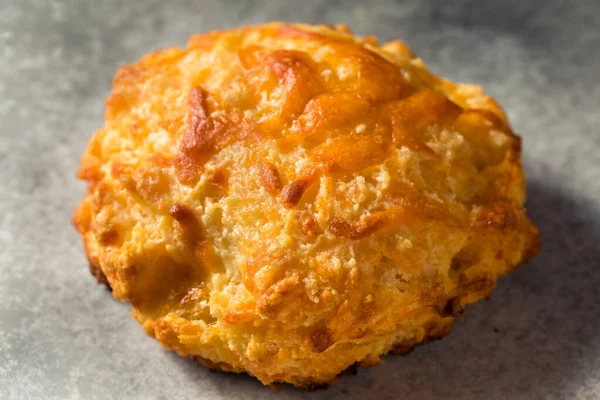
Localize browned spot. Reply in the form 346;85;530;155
352;214;386;238
97;228;120;246
298;212;320;236
169;203;198;226
279;178;311;208
328;217;352;237
167;207;223;273
208;167;228;195
259;162;282;196
442;297;464;317
450;257;462;271
257;287;289;317
175;88;260;185
88;258;109;287
175;87;229;185
328;215;385;240
451;242;481;273
256;276;298;318
311;328;332;353
169;203;204;249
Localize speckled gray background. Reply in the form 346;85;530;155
1;0;599;399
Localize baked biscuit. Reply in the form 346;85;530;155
73;22;539;387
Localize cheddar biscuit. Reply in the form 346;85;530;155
73;23;539;387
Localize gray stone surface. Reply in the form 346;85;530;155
1;0;599;398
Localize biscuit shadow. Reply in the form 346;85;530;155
172;178;600;399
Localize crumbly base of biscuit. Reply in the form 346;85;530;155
88;260;452;389
193;318;452;390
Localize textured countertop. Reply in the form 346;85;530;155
1;1;599;399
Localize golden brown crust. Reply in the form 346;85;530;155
73;22;539;387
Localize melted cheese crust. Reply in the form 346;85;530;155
73;23;539;387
